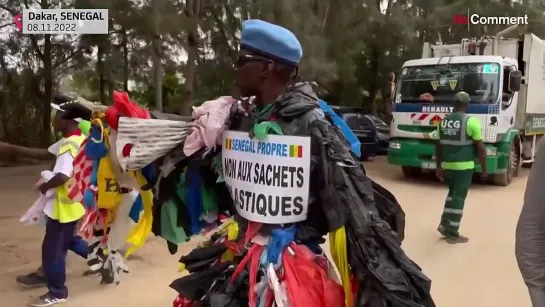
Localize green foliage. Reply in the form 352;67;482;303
1;0;545;146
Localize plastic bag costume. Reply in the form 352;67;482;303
67;91;154;285
112;80;435;306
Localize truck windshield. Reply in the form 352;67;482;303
395;63;500;104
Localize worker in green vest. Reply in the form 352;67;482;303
435;91;487;244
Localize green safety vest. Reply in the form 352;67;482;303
438;112;476;164
51;134;86;223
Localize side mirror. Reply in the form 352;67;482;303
508;70;522;92
502;93;513;109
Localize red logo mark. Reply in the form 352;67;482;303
453;14;469;25
429;115;442;126
14;14;22;31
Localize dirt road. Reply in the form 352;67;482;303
0;158;531;306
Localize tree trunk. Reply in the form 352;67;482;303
180;0;201;115
210;4;238;61
42;33;53;147
106;59;114;101
365;0;394;116
367;47;380;116
181;48;197;115
0;142;54;160
97;44;106;104
22;0;52;146
383;74;395;123
122;28;129;92
151;0;163;110
107;80;114;101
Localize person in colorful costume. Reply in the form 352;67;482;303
67;91;153;285
435;91;487;244
25;99;91;307
164;19;434;307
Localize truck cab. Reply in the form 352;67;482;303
387;31;541;186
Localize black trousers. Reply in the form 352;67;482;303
42;217;87;298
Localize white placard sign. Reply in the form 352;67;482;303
222;131;311;224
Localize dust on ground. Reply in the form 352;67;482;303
0;158;532;306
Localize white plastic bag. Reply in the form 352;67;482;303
20;171;56;226
267;263;290;307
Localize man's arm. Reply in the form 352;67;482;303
39;152;74;193
467;117;487;175
39;173;70;191
475;141;487;175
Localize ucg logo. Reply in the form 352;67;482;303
441;119;461;129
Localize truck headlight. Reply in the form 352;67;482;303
389;142;401;150
486;147;496;156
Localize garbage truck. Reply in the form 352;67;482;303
387;25;545;186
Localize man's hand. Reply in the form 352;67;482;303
38;183;50;195
436;168;444;181
37;173;69;195
480;170;488;180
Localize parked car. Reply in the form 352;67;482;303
330;106;379;160
365;115;390;154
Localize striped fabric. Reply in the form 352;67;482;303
116;117;194;171
78;207;100;240
87;233;107;271
67;139;93;202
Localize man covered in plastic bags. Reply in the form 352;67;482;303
170;19;434;307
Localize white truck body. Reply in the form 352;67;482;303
392;55;516;143
516;34;545;127
388;31;545;185
391;34;545;159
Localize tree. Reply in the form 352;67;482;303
179;0;202;115
151;0;163;110
2;0;545;161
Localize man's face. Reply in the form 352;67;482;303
53;112;65;132
455;103;469;111
234;51;273;97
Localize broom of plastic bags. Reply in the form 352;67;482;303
116;117;195;171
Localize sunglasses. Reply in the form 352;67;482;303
235;54;272;68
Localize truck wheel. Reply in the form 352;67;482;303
493;141;519;186
402;166;421;179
